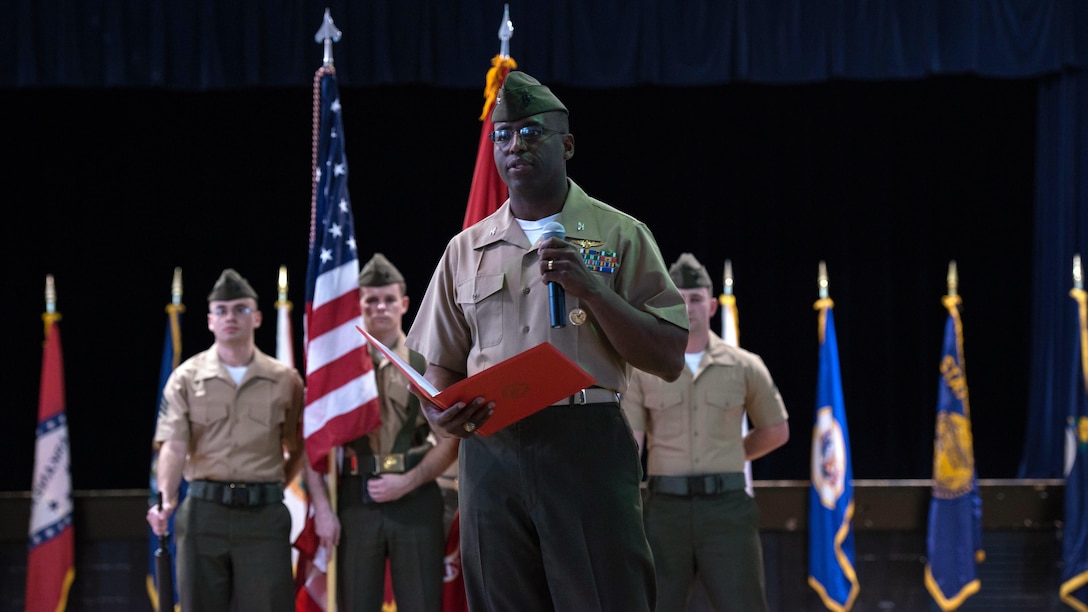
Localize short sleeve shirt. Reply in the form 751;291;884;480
622;332;788;475
367;330;428;455
155;346;305;483
406;179;688;393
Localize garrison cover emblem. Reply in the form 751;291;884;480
811;406;846;510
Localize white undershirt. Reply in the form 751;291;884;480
225;364;247;385
685;350;704;375
518;213;562;246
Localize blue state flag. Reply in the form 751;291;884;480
808;298;859;612
924;295;983;610
1062;285;1088;610
146;289;186;612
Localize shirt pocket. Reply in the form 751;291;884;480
456;273;505;349
385;376;413;411
644;387;686;439
700;379;746;432
190;397;228;427
243;382;286;428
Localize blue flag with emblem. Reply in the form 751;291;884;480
1062;279;1088;610
924;291;983;610
146;270;187;612
808;296;859;612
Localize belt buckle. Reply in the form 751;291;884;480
227;483;248;506
688;477;706;497
573;389;588;405
377;453;405;474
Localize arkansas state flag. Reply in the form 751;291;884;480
26;319;75;612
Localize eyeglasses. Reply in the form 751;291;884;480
210;305;254;317
488;125;564;145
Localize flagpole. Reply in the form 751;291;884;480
169;268;184;366
718;259;752;498
149;268;185;612
946;260;958;297
276;265;294;367
314;11;342;611
462;4;518;229
816;260;831;339
720;259;737;344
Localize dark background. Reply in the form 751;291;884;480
1;75;1035;492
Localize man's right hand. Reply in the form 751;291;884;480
146;500;174;536
411;387;494;440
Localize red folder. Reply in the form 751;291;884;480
356;326;596;436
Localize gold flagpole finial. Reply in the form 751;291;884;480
946;260;958;297
818;260;829;299
1075;254;1083;290
45;274;56;314
723;259;734;296
276;265;292;311
42;274;61;337
172;267;183;305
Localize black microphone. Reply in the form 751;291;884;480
541;221;566;328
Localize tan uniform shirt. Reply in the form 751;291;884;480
407;179;688;393
366;330;427;455
155;346;304;483
622;332;788;475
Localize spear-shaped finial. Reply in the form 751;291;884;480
1075;254;1083;291
946;260;958;297
497;4;514;58
171;267;183;306
314;8;342;68
723;259;734;296
42;274;62;336
45;274;56;314
818;260;829;299
278;265;290;303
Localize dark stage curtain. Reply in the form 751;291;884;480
1022;70;1088;478
3;0;1086;89
3;0;1087;481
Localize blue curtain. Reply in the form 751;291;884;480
1023;70;1088;477
3;0;1085;89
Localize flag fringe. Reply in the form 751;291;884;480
479;55;518;120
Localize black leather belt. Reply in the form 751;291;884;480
549;387;620;407
189;480;283;507
647;473;746;497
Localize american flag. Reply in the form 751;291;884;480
302;66;381;473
